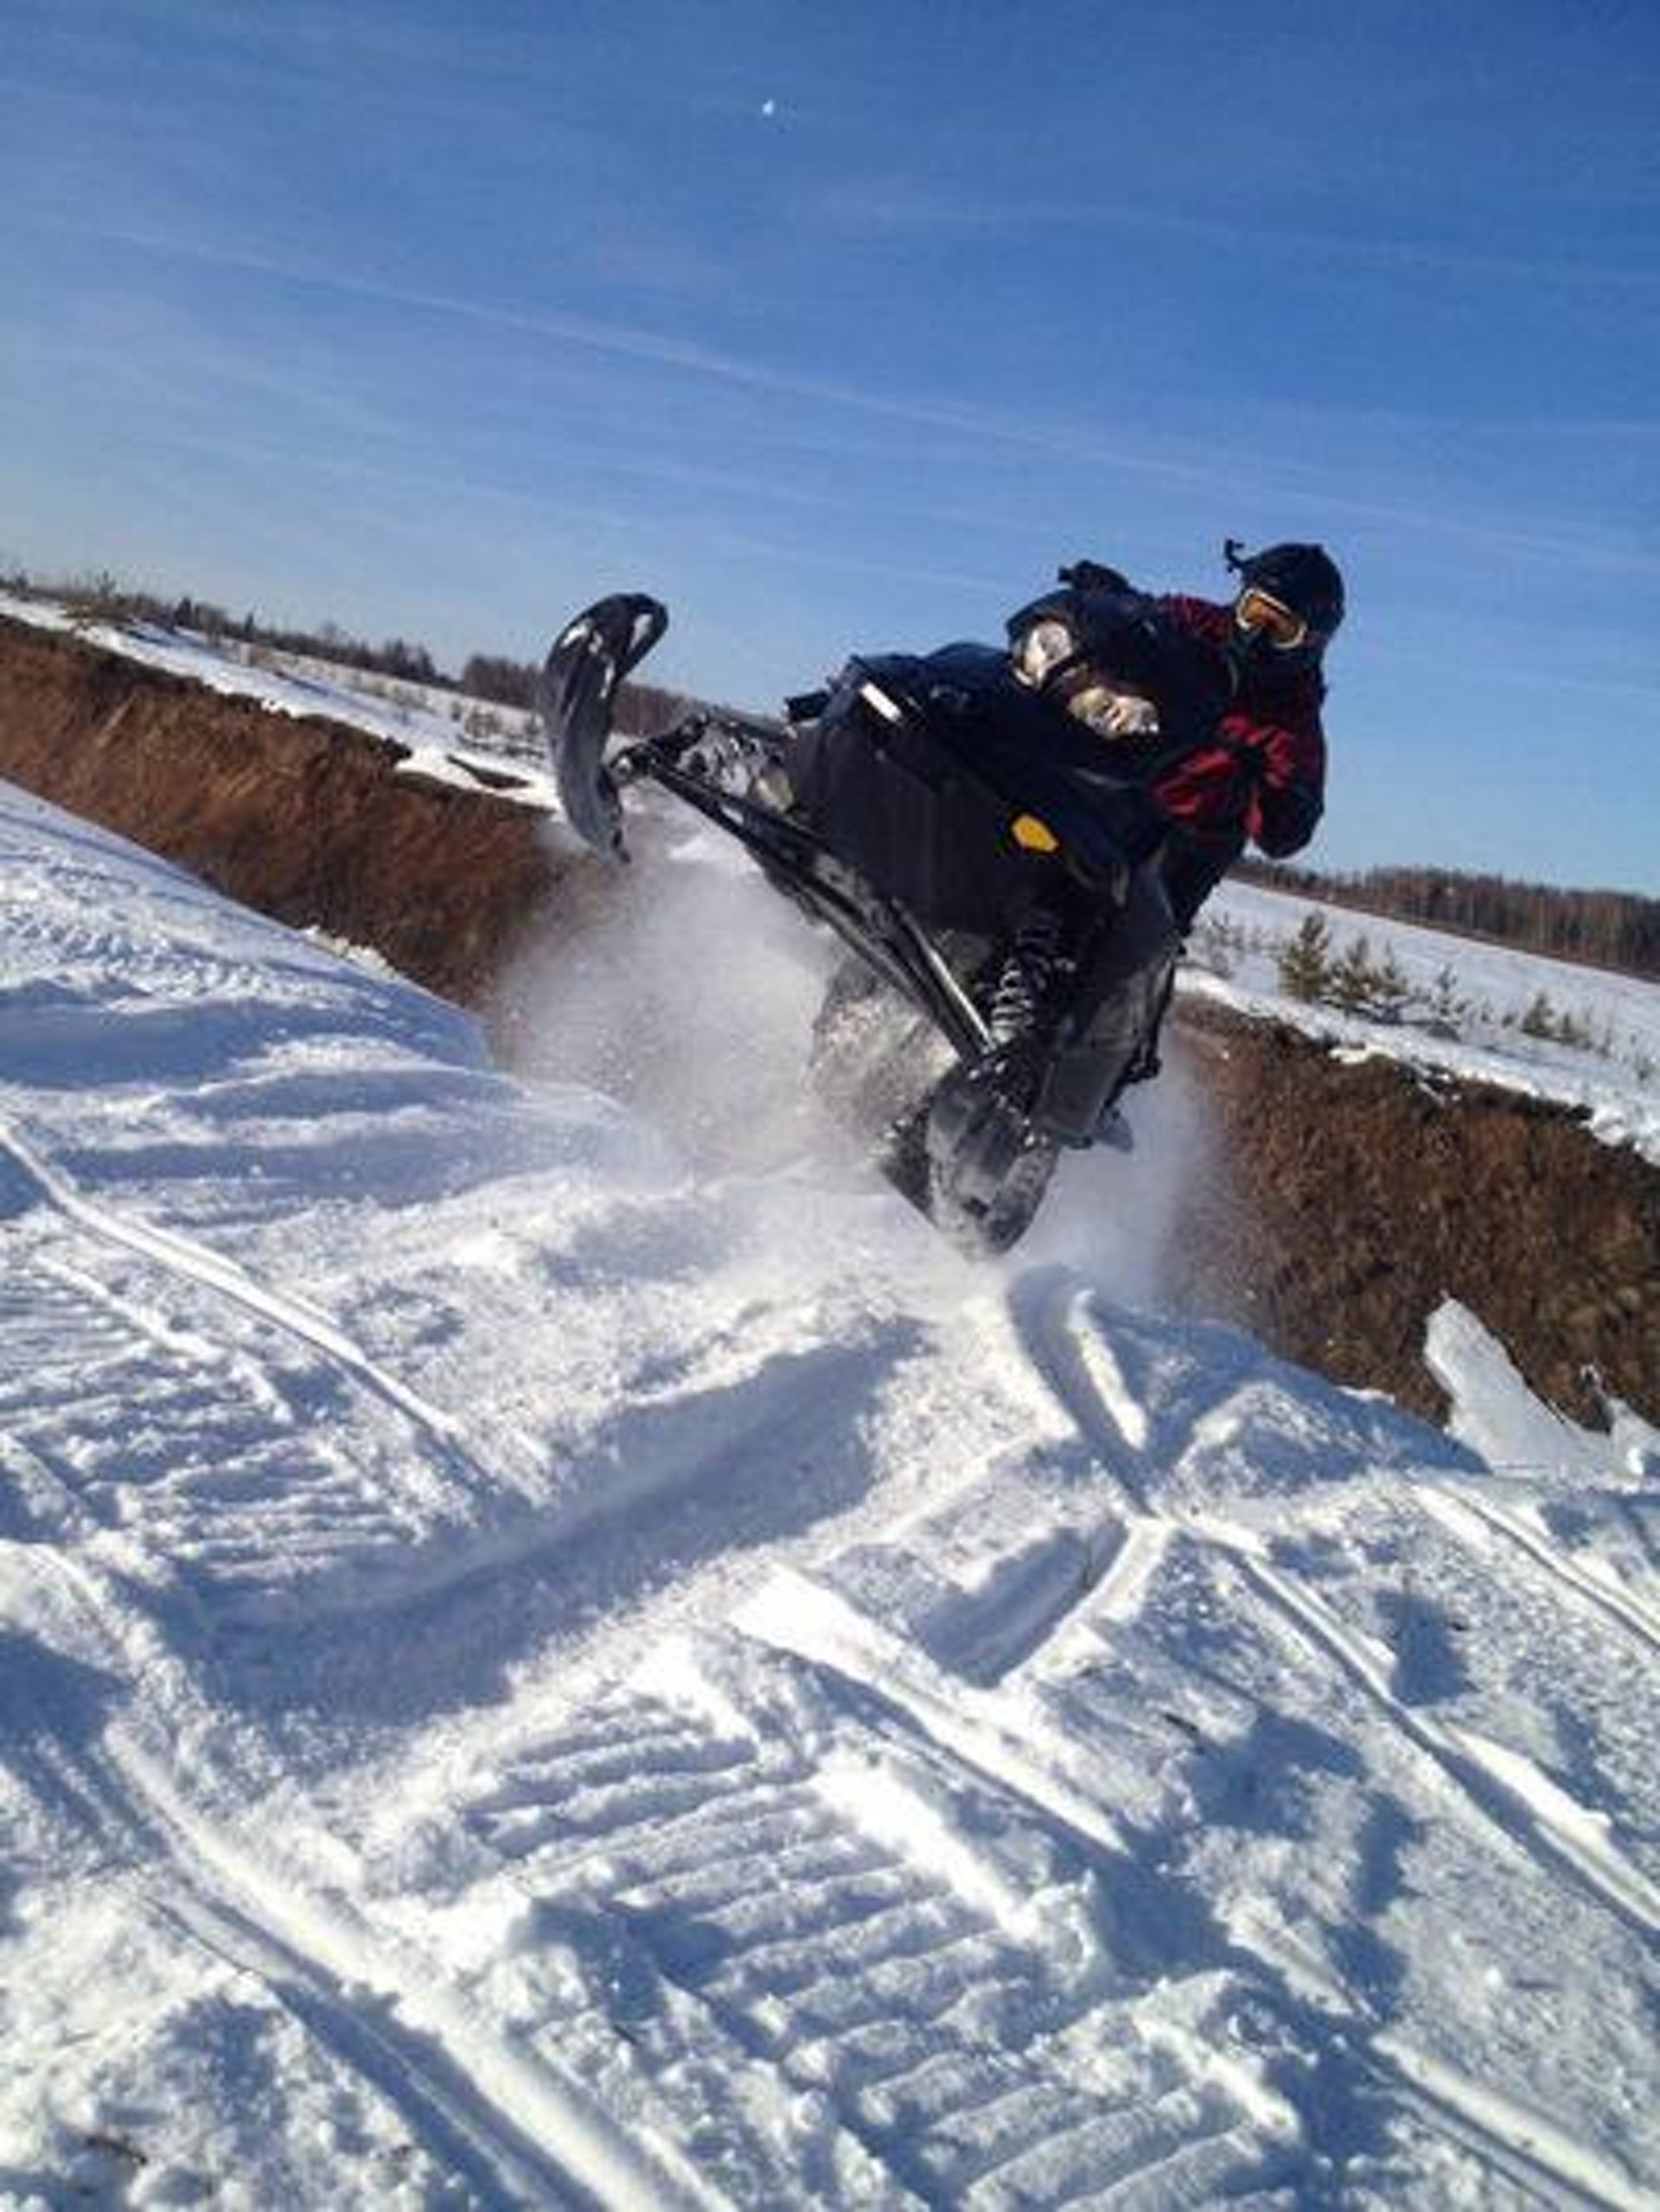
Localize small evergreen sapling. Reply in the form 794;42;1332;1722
1277;911;1333;1002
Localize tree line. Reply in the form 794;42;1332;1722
54;578;449;691
5;569;693;734
1236;858;1660;984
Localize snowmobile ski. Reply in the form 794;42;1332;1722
538;593;667;857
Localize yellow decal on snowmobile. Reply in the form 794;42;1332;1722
1011;814;1060;853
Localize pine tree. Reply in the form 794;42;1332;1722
1329;934;1379;1016
1277;911;1333;1002
1369;943;1412;1025
1191;914;1242;977
1423;962;1470;1039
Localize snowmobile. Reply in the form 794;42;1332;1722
537;572;1221;1250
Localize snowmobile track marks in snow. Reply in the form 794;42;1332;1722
738;1569;1131;1861
0;1114;472;1458
0;1547;693;2206
1007;1275;1156;1493
122;1739;695;2206
1220;1536;1660;1940
1371;2030;1653;2210
0;1250;421;1584
442;1651;1293;2206
1422;1483;1660;1664
0;1115;520;1621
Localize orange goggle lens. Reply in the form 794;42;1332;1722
1235;586;1309;649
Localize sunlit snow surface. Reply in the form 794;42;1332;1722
3;776;1659;2207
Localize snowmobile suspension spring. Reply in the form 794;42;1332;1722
987;909;1068;1044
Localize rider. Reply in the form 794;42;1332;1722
1060;540;1342;929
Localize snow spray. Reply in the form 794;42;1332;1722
502;808;1208;1306
502;814;844;1176
1007;1033;1213;1311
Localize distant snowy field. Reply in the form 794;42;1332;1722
3;714;1659;2193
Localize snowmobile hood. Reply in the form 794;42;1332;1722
839;644;1165;882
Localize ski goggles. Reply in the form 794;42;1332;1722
1234;585;1309;650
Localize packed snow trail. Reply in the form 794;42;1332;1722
2;778;1657;2207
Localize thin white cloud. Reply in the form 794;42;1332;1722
807;179;1660;296
22;218;1659;586
41;218;1259;482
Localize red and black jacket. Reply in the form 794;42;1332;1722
1149;594;1327;862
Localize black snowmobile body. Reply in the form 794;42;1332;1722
537;591;1189;1250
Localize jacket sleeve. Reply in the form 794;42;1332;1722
1224;702;1326;857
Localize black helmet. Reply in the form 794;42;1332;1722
1223;539;1344;674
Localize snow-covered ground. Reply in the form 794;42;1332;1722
3;764;1660;2207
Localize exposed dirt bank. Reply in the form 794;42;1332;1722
0;614;602;1002
3;614;1654;1427
1167;1007;1657;1424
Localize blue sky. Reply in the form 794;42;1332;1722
2;0;1656;891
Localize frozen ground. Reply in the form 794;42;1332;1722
3;769;1658;2208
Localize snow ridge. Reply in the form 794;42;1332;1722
2;775;1657;2206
